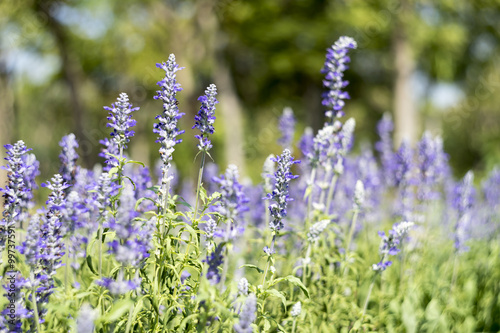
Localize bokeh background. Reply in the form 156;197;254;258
1;0;500;187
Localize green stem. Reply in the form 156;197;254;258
261;233;276;289
98;216;103;278
219;218;232;291
362;275;377;317
324;173;339;215
292;318;297;333
302;243;311;285
65;238;69;293
32;285;42;333
193;152;206;221
305;167;317;231
125;303;134;333
342;209;359;278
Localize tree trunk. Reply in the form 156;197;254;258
35;0;88;166
392;5;418;147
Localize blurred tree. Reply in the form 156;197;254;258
1;0;500;186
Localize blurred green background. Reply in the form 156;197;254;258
1;0;500;185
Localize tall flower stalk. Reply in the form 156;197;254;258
262;149;299;288
321;36;357;123
193;83;218;223
1;141;32;264
153;54;185;221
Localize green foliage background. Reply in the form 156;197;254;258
1;0;500;181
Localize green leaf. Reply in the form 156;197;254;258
263;319;271;331
177;197;192;209
266;289;286;309
100;299;134;322
86;256;97;275
240;264;264;274
108;167;119;176
276;275;310;298
126;159;146;167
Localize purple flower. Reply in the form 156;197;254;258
278;107;296;150
416;132;449;202
372;222;414;272
309;121;342;169
153;54;185;172
193;84;218;152
99;138;119;172
105;93;139;153
321;36;357;122
212;165;249;224
233;293;257;333
375;113;396;187
1;141;32;244
266;149;300;232
394;141;415;222
482;167;500;209
204;244;224;285
92;172;120;210
59;133;79;185
19;214;42;268
452;171;475;253
96;271;141;296
107;214;155;268
39;174;69;273
298;127;314;160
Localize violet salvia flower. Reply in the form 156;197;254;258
1;273;30;332
309;121;342;170
59;133;79;185
205;217;217;241
99;138;120;172
394;141;415;221
233;293;257;333
105;93;139;153
107;214;155;268
482;167;500;209
204;243;224;285
1;141;32;264
375;113;397;187
19;152;39;223
354;146;383;220
278;107;296;150
39;174;69;274
416;132;449;202
321;36;357;123
237;277;249;296
33;174;69;319
153;54;185;178
372;221;414;272
193;84;218;152
76;303;98;333
453;171;475;253
298;127;314;160
212;165;249;224
96;271;141;296
18;214;41;268
307;219;330;243
93;172;119;210
266;149;300;232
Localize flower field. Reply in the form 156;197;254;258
1;36;499;332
